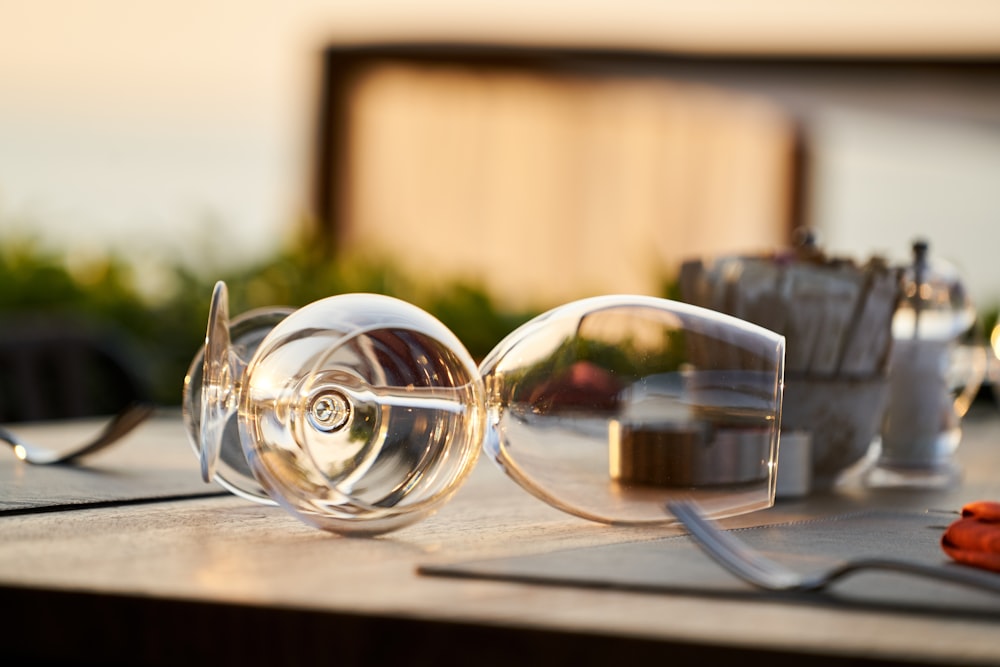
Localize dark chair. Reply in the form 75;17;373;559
0;316;153;423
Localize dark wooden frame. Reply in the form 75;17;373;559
312;43;1000;251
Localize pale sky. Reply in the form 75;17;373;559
1;0;999;301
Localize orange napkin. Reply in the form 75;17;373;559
941;501;1000;573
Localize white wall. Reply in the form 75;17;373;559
811;109;1000;307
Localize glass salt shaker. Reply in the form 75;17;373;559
866;239;984;488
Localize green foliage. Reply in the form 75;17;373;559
981;306;998;339
0;233;540;406
500;325;689;406
213;241;540;362
505;335;636;403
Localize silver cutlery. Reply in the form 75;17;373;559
668;500;1000;594
0;402;154;465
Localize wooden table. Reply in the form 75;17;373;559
1;407;999;666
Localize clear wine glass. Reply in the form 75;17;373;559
479;295;785;523
182;282;485;535
184;285;785;534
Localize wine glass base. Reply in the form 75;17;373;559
181;281;293;504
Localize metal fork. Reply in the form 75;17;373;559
667;500;1000;594
0;402;154;465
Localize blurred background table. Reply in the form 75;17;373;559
1;407;999;667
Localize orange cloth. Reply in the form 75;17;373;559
941;501;1000;573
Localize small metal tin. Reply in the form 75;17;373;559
609;419;770;487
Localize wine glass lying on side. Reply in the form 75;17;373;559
183;282;785;536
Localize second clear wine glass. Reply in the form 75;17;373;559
480;295;785;523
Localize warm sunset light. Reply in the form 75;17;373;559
3;5;1000;663
2;1;1000;288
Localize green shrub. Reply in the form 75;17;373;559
0;234;540;405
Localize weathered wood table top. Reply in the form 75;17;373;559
1;407;999;666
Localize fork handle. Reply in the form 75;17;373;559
821;558;1000;594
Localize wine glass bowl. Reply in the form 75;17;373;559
184;282;485;536
479;295;785;524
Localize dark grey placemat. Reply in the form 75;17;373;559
421;511;1000;617
0;416;226;514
